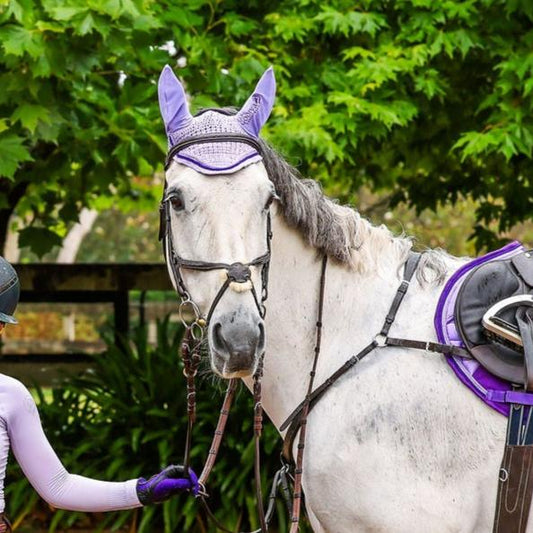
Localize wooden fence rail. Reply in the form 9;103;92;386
0;264;175;384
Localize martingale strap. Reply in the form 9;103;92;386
280;251;474;463
384;337;471;357
281;252;424;462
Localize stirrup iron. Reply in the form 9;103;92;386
482;295;533;350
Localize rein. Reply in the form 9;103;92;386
180;327;201;471
288;255;328;532
179;322;266;533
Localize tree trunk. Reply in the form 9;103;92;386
56;208;98;263
0;181;29;257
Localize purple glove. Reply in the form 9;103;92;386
136;465;199;505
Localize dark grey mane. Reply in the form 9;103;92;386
259;138;355;263
258;138;450;284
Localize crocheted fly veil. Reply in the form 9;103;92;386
158;66;276;175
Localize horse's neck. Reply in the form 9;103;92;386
245;212;452;431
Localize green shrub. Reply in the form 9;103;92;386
6;318;305;532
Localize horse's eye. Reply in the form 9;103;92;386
169;195;184;211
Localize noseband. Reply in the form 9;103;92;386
159;133;272;327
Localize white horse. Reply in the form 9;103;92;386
157;65;513;532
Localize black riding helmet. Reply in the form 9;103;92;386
0;257;19;324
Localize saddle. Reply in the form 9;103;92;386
450;248;533;533
455;250;533;389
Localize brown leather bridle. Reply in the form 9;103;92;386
161;131;284;533
159;137;273;327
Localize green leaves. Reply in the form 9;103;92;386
0;134;32;179
0;0;167;255
329;93;418;129
0;24;43;56
453;124;533;162
265;13;313;42
11;103;50;133
315;8;388;37
3;0;533;254
18;226;63;257
44;5;88;21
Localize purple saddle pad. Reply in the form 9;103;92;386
433;241;533;417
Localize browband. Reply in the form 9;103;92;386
165;133;263;170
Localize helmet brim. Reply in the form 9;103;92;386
0;312;17;325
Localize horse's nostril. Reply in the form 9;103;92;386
212;322;228;354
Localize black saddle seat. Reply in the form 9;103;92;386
455;250;533;386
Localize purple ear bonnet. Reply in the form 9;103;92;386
158;66;276;175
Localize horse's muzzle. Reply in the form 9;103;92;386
209;314;265;377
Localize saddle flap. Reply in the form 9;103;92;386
470;345;525;384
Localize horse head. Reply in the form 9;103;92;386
158;65;277;379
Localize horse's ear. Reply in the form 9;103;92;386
158;65;192;135
236;66;276;137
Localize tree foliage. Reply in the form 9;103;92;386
0;0;165;254
2;0;533;254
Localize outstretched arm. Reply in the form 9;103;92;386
3;376;197;512
4;376;140;511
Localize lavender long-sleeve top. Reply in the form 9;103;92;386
0;374;141;512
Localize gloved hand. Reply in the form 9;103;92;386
136;465;199;505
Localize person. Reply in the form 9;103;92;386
0;257;198;532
